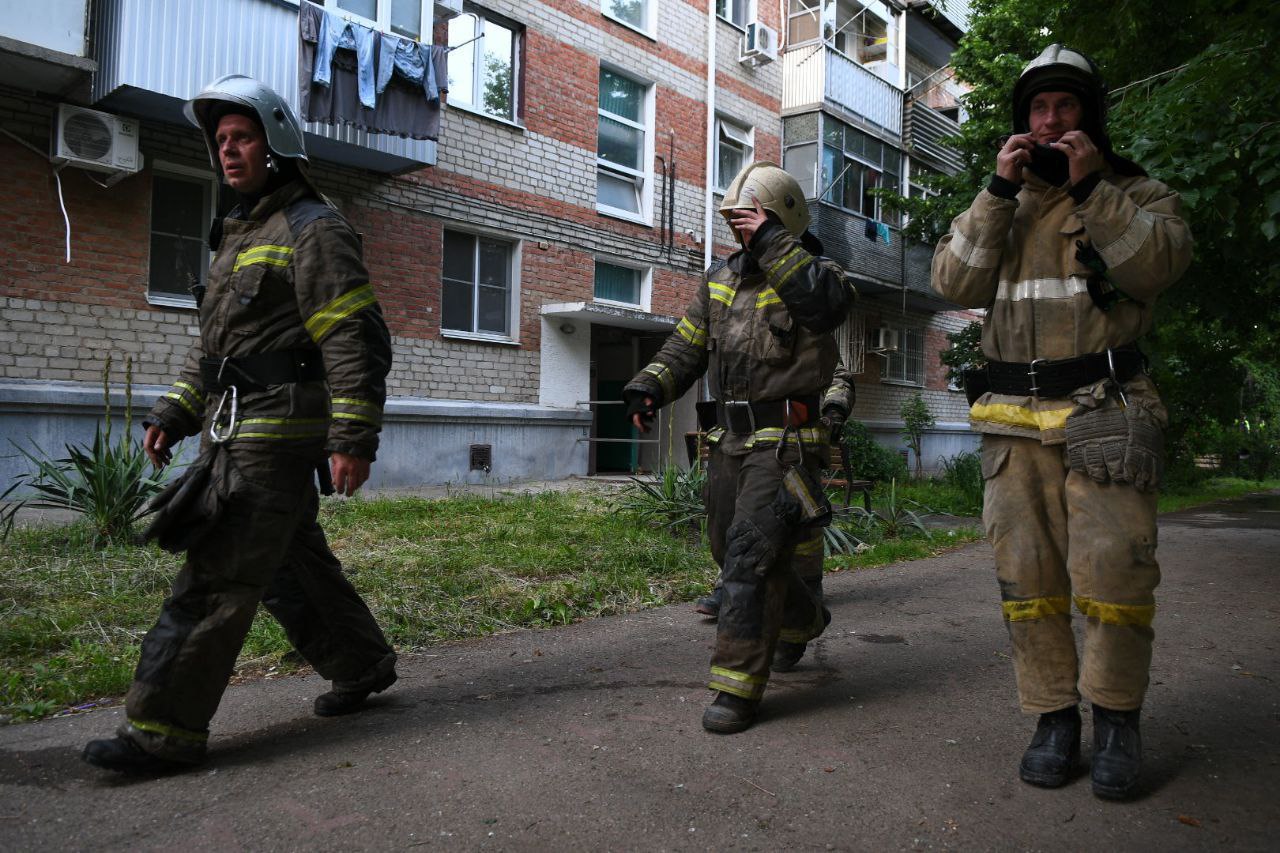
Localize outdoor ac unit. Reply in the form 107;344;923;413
51;104;142;180
740;22;779;66
872;327;899;352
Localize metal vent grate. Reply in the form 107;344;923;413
470;444;492;472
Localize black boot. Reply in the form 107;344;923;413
1019;705;1081;788
1092;705;1142;800
314;667;398;717
701;691;758;734
772;641;807;672
693;586;722;618
82;736;189;774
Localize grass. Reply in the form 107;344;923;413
1156;476;1280;513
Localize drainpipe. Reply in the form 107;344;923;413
702;2;717;270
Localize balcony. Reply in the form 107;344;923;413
92;0;435;173
782;45;903;140
904;99;963;173
0;0;95;96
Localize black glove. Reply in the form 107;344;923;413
821;405;846;445
623;390;657;429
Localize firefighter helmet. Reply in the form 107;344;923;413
719;162;811;238
1011;44;1107;134
184;74;308;175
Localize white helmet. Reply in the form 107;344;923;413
719;162;811;239
184;74;308;175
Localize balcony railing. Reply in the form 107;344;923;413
905;100;963;173
92;0;435;172
783;45;903;138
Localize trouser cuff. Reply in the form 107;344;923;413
709;666;766;701
119;718;208;764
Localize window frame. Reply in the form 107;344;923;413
820;116;903;225
714;116;755;193
592;258;652;311
321;0;432;40
787;0;822;47
595;64;656;225
882;325;925;387
601;0;656;37
717;0;754;29
146;161;224;310
440;227;522;344
446;5;525;126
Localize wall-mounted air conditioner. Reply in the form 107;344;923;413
51;104;142;183
740;21;778;66
871;327;899;352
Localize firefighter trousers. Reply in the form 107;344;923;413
981;434;1160;714
705;443;828;701
123;447;395;762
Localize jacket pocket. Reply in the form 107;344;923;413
753;304;797;365
980;441;1011;481
223;264;269;337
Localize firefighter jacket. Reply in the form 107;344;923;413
149;179;392;460
625;224;856;456
931;168;1191;444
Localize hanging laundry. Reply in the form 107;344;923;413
299;1;449;140
313;7;377;109
863;217;877;241
876;222;892;245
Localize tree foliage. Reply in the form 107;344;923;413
894;0;1280;465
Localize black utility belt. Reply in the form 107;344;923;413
199;349;324;393
717;395;820;435
980;345;1144;399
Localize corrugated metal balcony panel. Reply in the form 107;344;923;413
825;49;902;137
782;46;825;114
905;100;963;173
92;0;434;172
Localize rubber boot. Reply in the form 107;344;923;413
314;666;398;717
693;586;722;618
82;735;191;774
701;691;758;734
772;641;807;672
1019;705;1081;788
1091;705;1142;800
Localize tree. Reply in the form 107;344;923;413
900;393;936;480
888;0;1280;465
482;54;513;120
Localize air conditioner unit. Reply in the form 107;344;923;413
740;21;779;66
871;327;899;352
51;104;142;181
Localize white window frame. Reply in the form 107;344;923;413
322;0;432;40
596;64;655;226
787;0;822;47
882;325;925;387
592;258;652;312
714;116;755;193
717;0;755;29
601;0;656;37
447;6;524;126
147;161;221;309
440;227;522;344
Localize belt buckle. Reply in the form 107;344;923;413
1027;358;1045;400
723;400;755;434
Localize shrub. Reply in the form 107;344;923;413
616;464;708;535
937;450;984;514
840;420;908;484
900;393;936;480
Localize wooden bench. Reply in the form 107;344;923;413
685;431;873;510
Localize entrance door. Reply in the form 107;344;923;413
595;379;636;473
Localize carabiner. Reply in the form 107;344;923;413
1106;348;1128;407
209;385;238;444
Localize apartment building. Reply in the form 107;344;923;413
0;0;974;491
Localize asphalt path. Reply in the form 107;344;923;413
1;493;1277;851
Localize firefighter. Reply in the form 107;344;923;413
82;75;398;772
932;45;1192;798
626;162;857;733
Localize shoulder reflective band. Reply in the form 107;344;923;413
305;284;378;342
755;288;783;308
708;281;737;306
232;244;293;271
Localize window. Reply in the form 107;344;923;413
597;67;652;220
714;118;754;192
323;0;430;40
594;260;649;308
884;327;925;386
602;0;653;34
147;168;232;307
828;1;888;64
787;0;821;45
820;117;902;225
447;7;522;123
717;0;752;28
442;230;517;338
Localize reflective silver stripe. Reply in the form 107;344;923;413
1096;208;1155;269
948;229;1001;270
996;276;1091;302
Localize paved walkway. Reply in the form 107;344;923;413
1;494;1277;850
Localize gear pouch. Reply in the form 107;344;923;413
142;446;226;553
776;463;833;529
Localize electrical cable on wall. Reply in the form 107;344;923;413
1;126;75;264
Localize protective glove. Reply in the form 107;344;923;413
820;405;847;446
623;389;658;430
1065;397;1165;492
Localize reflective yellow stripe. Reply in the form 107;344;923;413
970;402;1073;432
332;411;380;425
127;717;207;744
1074;596;1155;628
332;397;379;410
775;251;813;288
173;380;205;403
164;391;200;419
742;426;827;448
708;281;737;306
793;535;824;557
641;363;676;399
709;666;767;699
778;628;813;643
710;666;766;685
768;246;805;278
232;244;293;271
230;416;328;441
239;417;329;426
755;288;783;308
1002;596;1072;622
709;679;762;700
676;317;707;347
305;284;377;342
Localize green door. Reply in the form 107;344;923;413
596;379;637;472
